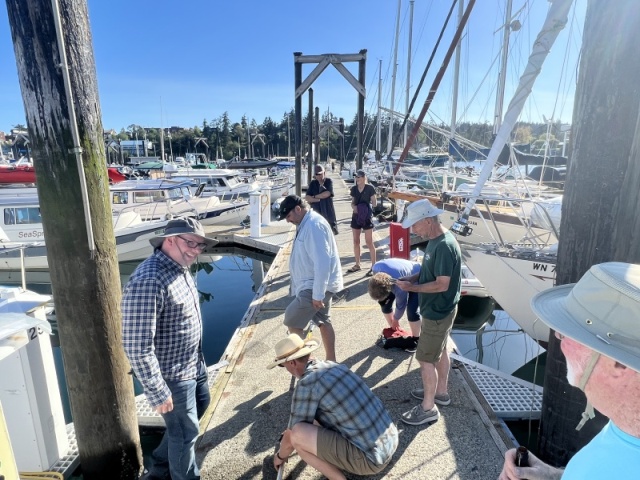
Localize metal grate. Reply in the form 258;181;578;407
452;353;543;420
48;361;229;477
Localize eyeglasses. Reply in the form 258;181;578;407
177;236;208;250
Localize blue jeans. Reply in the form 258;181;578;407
148;360;210;480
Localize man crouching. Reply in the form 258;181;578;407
268;334;398;479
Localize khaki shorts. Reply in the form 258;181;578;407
316;427;388;476
284;289;333;330
416;306;457;364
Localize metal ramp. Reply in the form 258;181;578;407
48;360;229;478
452;353;543;420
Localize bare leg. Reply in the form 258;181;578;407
351;228;361;267
319;323;336;362
290;423;346;480
419;360;437;411
364;228;376;266
409;319;422;338
435;348;450;396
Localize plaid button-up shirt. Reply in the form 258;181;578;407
122;249;202;407
288;360;398;465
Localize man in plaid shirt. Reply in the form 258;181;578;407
268;334;398;479
122;217;217;480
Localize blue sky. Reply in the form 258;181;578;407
0;0;585;134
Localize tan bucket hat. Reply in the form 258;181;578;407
531;262;640;372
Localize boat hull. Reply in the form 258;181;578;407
461;246;555;342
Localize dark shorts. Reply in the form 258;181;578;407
284;289;333;329
416;306;457;363
379;292;420;322
316;427;388;476
350;213;374;230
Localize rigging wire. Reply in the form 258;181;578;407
385;0;459;161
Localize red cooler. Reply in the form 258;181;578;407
389;222;410;259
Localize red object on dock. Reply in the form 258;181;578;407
389;222;410;259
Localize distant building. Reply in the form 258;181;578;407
120;140;152;156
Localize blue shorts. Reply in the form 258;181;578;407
378;292;420;322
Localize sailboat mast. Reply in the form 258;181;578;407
160;97;165;162
377;59;382;158
453;0;573;234
493;0;514;136
387;0;402;155
446;0;465;191
404;0;414;148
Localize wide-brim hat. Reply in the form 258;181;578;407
149;216;218;249
267;334;321;369
277;194;303;220
531;262;640;372
401;199;445;229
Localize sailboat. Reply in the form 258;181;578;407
451;0;575;343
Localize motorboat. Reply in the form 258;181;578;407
110;178;249;226
165;170;260;199
0;197;169;271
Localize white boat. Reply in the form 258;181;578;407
166;169;260;199
461;244;556;343
110;178;249;226
0;197;169;270
446;0;573;344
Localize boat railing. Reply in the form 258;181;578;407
113;201;169;222
0;241;45;289
454;194;558;247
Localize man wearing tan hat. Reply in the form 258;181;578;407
269;334;398;479
396;199;461;426
305;164;338;235
122;217;217;480
499;262;640;479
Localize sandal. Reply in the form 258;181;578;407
346;265;362;273
365;269;374;277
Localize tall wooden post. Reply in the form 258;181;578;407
539;0;640;467
357;50;367;169
314;107;320;165
294;52;303;196
307;88;314;185
5;0;142;477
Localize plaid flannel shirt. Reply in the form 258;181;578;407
288;360;398;465
122;249;202;407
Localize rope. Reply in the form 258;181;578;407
20;473;64;480
260;193;269;209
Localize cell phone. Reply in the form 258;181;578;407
389;278;397;284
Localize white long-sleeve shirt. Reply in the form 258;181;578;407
290;210;343;300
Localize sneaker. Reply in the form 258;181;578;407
410;389;451;406
332;226;339;235
401;404;440;425
404;337;419;353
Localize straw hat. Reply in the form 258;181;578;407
267;334;320;369
531;262;640;372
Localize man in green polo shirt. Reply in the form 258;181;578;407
396;199;461;426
